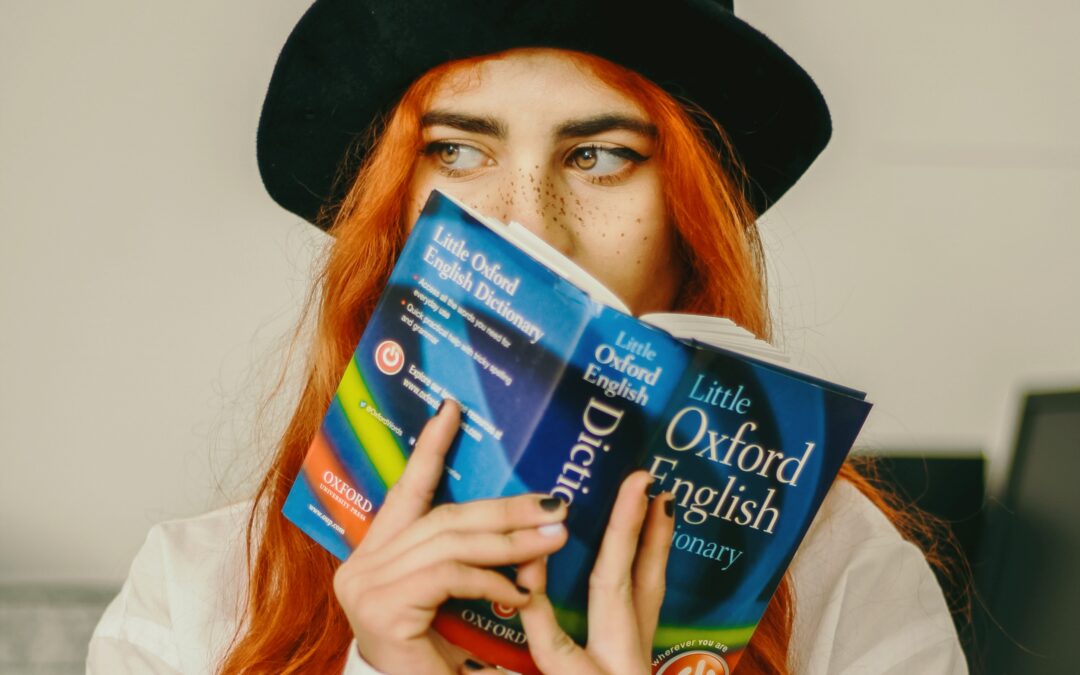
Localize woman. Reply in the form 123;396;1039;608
89;1;968;673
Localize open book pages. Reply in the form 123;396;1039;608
448;192;793;370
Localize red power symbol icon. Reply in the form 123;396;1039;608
374;340;405;375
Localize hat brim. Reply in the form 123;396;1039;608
257;0;832;227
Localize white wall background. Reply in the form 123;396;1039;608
2;0;1077;585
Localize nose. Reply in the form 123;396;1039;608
480;165;575;256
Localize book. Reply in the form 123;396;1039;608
282;189;872;674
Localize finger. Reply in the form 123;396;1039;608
633;491;676;660
377;559;532;615
516;556;601;675
586;470;653;656
359;493;567;570
515;556;546;597
363;524;568;589
360;399;461;551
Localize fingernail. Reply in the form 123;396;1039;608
437;399;448;415
537;522;565;537
515;584;530;595
664;498;675;518
464;658;485;670
538;496;563;512
644;475;656;497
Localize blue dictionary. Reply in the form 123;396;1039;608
282;189;872;674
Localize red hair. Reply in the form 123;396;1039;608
219;49;965;674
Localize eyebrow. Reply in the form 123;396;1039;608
420;110;657;141
421;111;507;138
554;114;657;140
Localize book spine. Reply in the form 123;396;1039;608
433;305;691;674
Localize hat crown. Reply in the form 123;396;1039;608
257;0;830;227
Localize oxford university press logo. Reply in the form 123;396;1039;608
655;650;731;675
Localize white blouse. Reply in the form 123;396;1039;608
87;479;968;674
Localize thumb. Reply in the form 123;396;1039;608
516;557;599;674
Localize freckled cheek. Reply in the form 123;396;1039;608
412;170;527;222
581;205;673;299
469;177;525;223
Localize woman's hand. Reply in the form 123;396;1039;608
332;400;571;674
485;470;676;675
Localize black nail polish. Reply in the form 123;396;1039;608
515;584;530;594
664;499;675;517
539;496;562;511
464;658;485;670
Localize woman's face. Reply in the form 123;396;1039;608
407;50;682;315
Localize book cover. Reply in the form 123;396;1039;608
282;190;872;674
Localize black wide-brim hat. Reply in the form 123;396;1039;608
258;0;831;228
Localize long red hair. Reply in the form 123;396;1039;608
219;49;963;674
